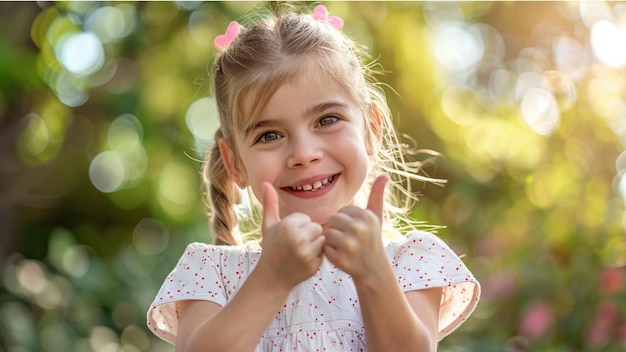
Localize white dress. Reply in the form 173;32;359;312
147;230;480;351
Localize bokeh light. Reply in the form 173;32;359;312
158;162;199;217
591;19;626;68
19;113;49;156
520;87;560;135
54;70;90;107
84;4;137;44
185;96;220;150
89;151;127;193
431;22;484;74
57;32;105;76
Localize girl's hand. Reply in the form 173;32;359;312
256;182;326;290
324;175;389;282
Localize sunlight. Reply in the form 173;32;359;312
431;22;484;74
58;32;104;76
520;87;560;136
591;19;626;68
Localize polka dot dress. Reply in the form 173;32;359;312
147;230;480;350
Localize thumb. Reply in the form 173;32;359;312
262;182;281;232
366;175;389;222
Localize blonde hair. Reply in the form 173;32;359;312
203;5;444;245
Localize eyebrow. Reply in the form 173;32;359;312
243;100;351;139
303;101;350;118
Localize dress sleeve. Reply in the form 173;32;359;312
146;243;228;344
387;230;481;340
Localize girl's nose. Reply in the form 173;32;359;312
287;134;323;168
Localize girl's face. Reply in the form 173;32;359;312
236;68;370;225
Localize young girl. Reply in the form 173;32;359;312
147;4;480;351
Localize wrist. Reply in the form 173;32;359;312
352;260;395;292
249;262;295;296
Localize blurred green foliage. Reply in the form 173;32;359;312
1;1;626;351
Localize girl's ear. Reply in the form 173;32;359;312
218;139;247;187
371;105;382;140
366;105;383;155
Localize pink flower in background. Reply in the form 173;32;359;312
599;267;625;295
585;301;620;349
520;300;554;340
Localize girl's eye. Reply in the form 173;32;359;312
317;115;339;127
256;131;281;143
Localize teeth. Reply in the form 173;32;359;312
292;176;333;192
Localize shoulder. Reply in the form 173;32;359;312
173;241;262;279
385;229;473;281
385;230;451;254
385;230;481;340
179;241;261;260
181;241;258;254
154;241;261;305
146;241;262;344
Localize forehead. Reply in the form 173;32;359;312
246;65;357;120
272;68;346;101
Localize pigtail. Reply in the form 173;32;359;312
204;128;241;245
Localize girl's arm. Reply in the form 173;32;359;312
176;267;293;352
353;261;441;352
328;231;441;351
324;175;441;351
177;182;325;352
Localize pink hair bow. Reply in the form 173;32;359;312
213;21;241;51
312;5;344;30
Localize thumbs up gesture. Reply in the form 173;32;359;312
324;175;389;281
256;182;326;289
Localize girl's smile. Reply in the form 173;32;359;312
281;173;339;198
